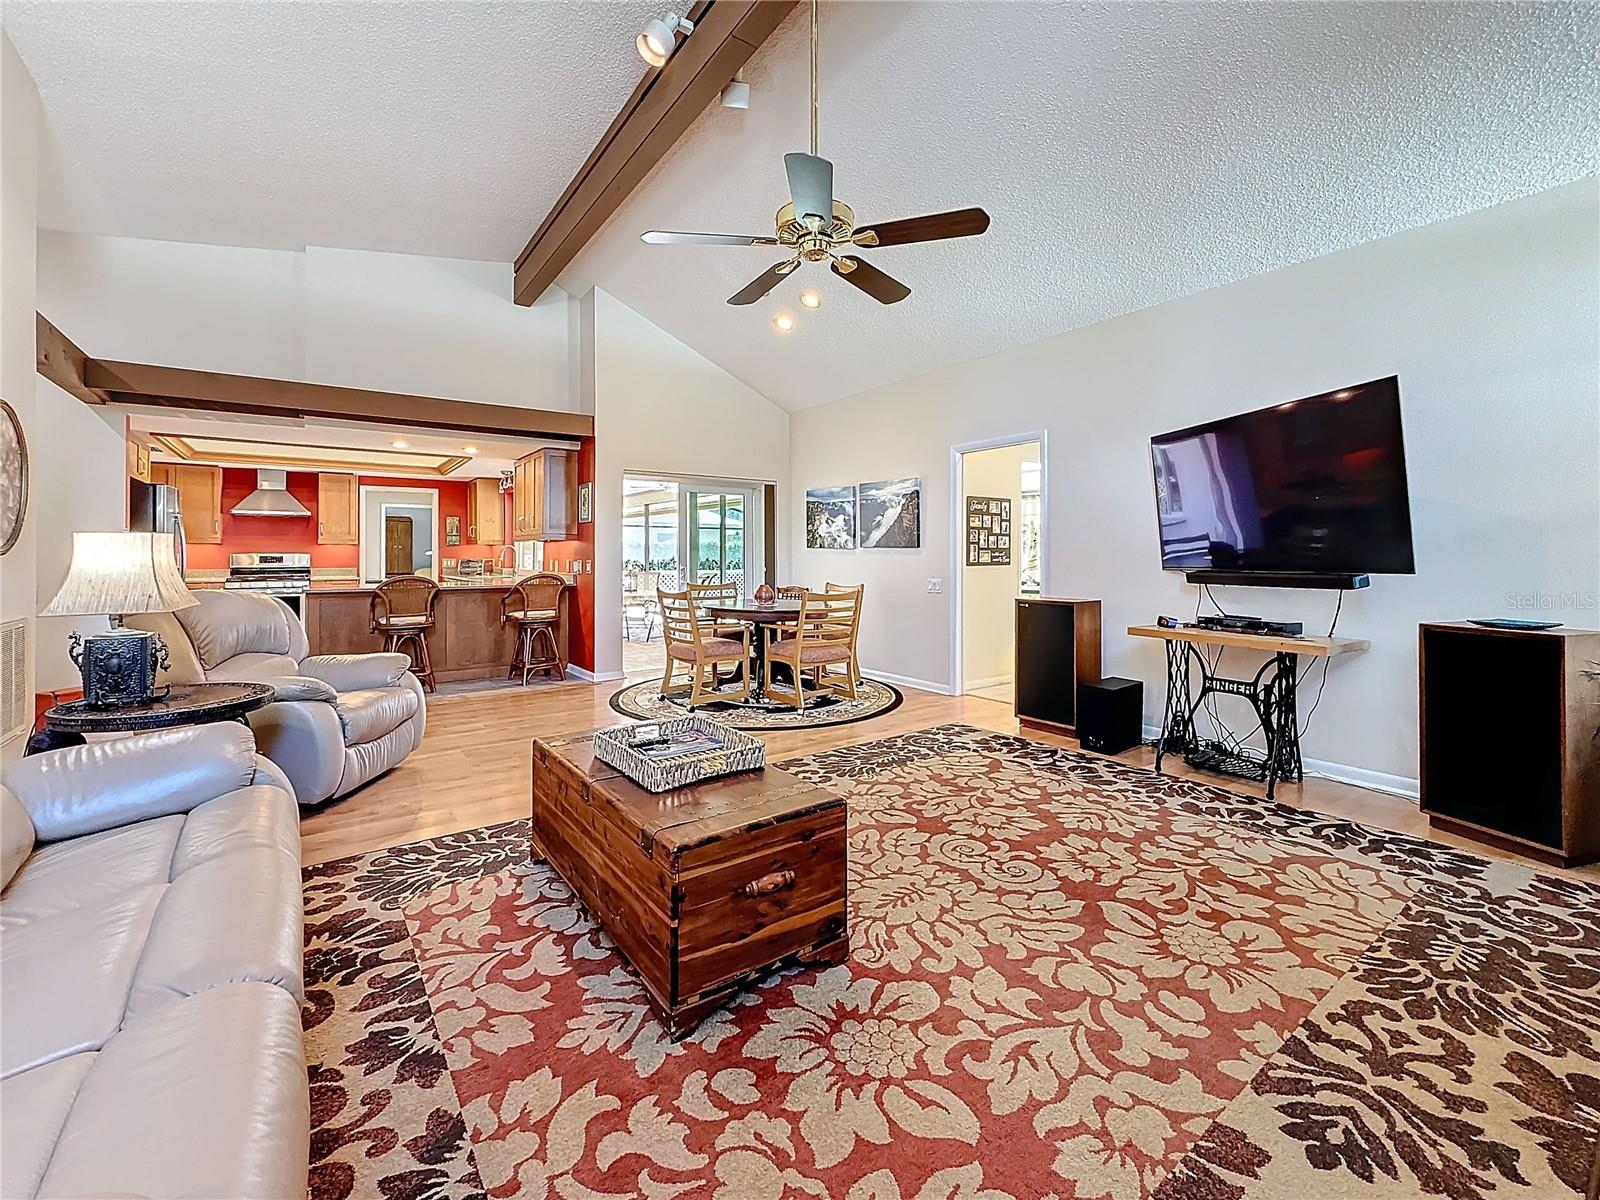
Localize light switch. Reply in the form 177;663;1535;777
927;578;943;594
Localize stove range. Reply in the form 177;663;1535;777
224;553;312;615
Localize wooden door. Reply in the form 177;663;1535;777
513;456;531;536
318;473;359;545
150;462;173;487
384;516;414;576
173;464;223;544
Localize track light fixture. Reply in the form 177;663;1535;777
637;12;694;67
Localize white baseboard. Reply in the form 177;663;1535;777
965;674;1013;691
863;668;952;696
1138;724;1419;800
569;666;624;683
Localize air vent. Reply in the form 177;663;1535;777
0;619;30;746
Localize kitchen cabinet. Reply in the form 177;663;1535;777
127;438;152;482
172;465;223;544
514;448;577;540
318;473;359;545
467;477;504;545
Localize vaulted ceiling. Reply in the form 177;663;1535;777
3;0;659;260
560;0;1600;408
8;1;1598;411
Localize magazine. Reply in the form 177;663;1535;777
629;728;727;761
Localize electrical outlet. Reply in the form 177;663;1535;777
927;578;943;594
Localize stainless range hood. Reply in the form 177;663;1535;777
230;470;312;518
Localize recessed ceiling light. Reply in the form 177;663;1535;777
392;440;408;449
463;445;478;454
799;289;822;309
772;312;795;333
637;12;694;67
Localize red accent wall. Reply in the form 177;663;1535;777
188;468;512;573
539;437;596;671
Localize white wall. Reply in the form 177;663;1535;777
961;441;1036;689
791;178;1600;789
591;288;790;677
32;381;124;688
1;33;40;757
36;233;575;410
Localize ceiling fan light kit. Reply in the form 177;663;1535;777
636;12;694;68
640;0;991;307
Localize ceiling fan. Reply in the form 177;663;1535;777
639;0;990;306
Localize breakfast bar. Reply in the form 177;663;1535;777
303;578;574;684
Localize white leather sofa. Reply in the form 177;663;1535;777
0;724;308;1199
130;590;427;806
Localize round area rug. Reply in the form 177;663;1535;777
609;676;902;730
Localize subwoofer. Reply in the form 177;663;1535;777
1077;676;1143;755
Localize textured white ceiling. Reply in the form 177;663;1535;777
561;1;1600;409
3;0;659;260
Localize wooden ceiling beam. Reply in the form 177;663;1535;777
83;359;594;441
36;313;109;405
513;0;798;306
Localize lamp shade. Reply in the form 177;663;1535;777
41;531;197;617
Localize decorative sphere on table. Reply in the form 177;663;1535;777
754;583;776;606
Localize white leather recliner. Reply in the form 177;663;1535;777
129;590;426;806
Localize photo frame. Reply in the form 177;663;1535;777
578;481;593;524
965;494;1012;566
444;515;461;546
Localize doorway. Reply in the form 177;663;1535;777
951;436;1046;703
620;473;766;679
360;487;439;583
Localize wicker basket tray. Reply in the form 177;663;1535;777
593;717;766;793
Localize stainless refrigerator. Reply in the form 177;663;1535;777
129;480;186;576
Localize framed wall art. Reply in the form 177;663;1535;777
965;495;1011;566
858;477;921;548
445;515;462;546
0;400;28;556
805;485;856;549
578;481;593;524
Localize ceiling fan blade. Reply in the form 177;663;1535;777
727;261;795;306
641;231;779;246
831;256;910;305
853;207;991;247
784;152;834;224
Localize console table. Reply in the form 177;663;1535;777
1128;625;1369;799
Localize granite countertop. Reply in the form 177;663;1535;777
305;574;577;596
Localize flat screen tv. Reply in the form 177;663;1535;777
1149;376;1415;577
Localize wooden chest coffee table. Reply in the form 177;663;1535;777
531;732;848;1038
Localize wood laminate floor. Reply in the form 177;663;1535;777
299;680;1600;884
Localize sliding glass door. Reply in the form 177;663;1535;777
681;488;752;594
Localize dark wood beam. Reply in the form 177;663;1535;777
83;360;593;441
36;313;108;405
513;0;797;306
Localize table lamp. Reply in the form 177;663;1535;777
41;531;197;708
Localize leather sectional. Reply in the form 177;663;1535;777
0;724;309;1198
130;590;427;806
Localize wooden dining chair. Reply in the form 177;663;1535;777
764;586;862;710
659;588;750;707
824;582;865;682
370;575;440;692
500;573;566;685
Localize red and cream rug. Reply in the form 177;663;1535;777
302;724;1600;1200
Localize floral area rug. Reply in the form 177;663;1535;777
609;677;904;731
302;724;1600;1200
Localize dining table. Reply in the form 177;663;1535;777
704;599;803;706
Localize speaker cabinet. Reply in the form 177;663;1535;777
1420;622;1600;867
1015;598;1102;735
1078;676;1144;755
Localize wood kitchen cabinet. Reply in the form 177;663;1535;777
127;438;152;483
513;448;577;540
467;477;504;545
171;464;223;544
318;473;359;545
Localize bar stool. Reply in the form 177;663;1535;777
371;574;439;693
501;573;566;685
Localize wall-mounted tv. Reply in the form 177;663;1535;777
1149;376;1415;578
